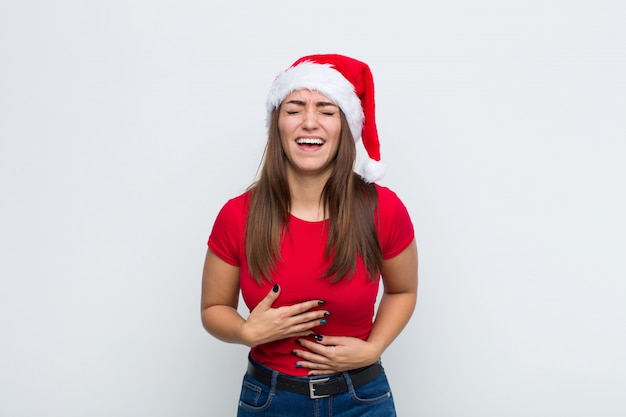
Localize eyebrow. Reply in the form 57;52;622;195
284;100;338;108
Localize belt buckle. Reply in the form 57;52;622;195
308;377;330;399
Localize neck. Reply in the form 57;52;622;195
287;171;329;222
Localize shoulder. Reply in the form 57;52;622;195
373;184;414;257
374;184;408;213
212;191;251;229
374;184;398;199
208;191;251;263
219;190;251;214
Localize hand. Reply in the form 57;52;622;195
240;284;328;347
292;335;381;376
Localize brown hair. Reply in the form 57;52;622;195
245;109;382;283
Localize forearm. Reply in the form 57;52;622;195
367;239;418;358
367;291;417;358
201;305;249;346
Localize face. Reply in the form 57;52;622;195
278;89;342;180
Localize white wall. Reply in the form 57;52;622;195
1;1;625;416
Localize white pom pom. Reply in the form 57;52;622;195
361;159;387;183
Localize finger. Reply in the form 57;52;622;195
283;299;327;316
308;369;339;376
310;334;341;346
297;359;341;376
295;358;335;371
292;347;330;365
255;283;280;310
287;311;329;327
296;336;329;354
282;317;329;338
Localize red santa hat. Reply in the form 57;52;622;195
266;54;386;183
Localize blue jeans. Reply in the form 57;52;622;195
236;358;397;417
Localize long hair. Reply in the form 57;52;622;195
246;109;382;283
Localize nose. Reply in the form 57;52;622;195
301;108;319;130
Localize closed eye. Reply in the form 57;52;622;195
318;103;338;116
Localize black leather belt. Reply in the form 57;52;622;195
247;359;383;399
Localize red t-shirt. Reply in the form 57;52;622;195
208;184;414;375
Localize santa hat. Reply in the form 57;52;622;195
266;54;386;183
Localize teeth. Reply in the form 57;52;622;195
297;138;324;145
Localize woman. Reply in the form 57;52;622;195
201;54;418;416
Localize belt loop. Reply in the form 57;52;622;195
270;369;279;394
340;370;356;393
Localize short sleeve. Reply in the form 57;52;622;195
375;185;415;259
207;193;248;267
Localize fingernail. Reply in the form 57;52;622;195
313;334;323;342
320;319;327;325
290;350;298;356
323;312;331;317
272;284;279;293
295;363;302;368
295;339;302;345
317;300;325;305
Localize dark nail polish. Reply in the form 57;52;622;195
295;339;302;345
295;363;302;368
320;319;327;325
291;350;298;356
313;334;323;342
272;284;279;293
323;312;331;317
317;300;325;305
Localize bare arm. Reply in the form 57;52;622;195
367;239;418;354
200;249;330;347
200;249;246;344
293;239;418;375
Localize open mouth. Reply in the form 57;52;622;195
296;138;325;147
